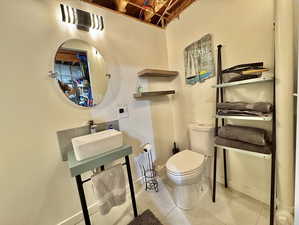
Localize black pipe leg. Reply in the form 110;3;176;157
223;149;228;188
212;147;218;202
125;155;138;217
75;175;91;225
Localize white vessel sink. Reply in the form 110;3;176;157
71;129;123;161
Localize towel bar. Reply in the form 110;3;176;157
82;163;126;184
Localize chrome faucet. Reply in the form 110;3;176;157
88;120;97;134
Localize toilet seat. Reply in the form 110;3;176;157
166;150;205;176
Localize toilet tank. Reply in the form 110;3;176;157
188;123;214;156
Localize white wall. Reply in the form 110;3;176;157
166;0;275;204
0;1;169;224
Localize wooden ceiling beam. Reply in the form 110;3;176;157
81;0;166;28
81;0;197;28
127;1;170;21
144;0;170;22
114;0;128;13
157;0;179;25
167;0;197;21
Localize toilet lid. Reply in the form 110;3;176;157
166;150;205;175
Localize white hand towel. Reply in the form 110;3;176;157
91;164;126;215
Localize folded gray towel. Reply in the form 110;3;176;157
215;136;271;154
218;125;269;146
228;74;260;82
217;102;273;113
217;109;266;117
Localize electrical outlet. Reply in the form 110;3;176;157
117;105;129;119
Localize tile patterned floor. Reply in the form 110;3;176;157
77;179;269;225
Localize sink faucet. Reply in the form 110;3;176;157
88;120;97;134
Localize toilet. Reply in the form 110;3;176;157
166;123;214;210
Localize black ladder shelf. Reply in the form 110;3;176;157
212;45;276;225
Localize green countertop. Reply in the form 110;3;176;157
67;145;132;177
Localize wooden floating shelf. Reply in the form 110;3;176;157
138;69;178;77
134;90;175;98
212;76;273;88
215;144;272;159
216;114;272;121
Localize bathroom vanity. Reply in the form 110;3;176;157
57;121;138;225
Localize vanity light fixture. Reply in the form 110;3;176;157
60;4;104;32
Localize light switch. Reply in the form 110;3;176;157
117;105;129;119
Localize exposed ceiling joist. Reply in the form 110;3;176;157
166;0;196;21
81;0;197;28
143;0;168;22
156;0;179;25
126;1;170;21
115;0;128;13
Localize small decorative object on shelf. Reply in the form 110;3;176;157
212;45;276;225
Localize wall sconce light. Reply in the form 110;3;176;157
60;4;104;32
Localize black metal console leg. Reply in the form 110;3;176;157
212;147;218;202
223;149;228;188
75;175;91;225
125;155;138;217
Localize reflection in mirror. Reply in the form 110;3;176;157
54;39;108;107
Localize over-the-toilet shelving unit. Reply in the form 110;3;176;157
212;45;276;225
134;69;178;99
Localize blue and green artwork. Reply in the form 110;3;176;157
184;34;215;85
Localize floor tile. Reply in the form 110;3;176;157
165;207;226;225
198;185;263;225
77;178;266;225
135;178;176;222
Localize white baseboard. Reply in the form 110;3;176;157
57;201;99;225
226;179;269;205
57;176;143;225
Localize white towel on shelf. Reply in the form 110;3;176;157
91;164;126;215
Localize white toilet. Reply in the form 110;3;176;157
166;123;214;210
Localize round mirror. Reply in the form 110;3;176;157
54;39;108;107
